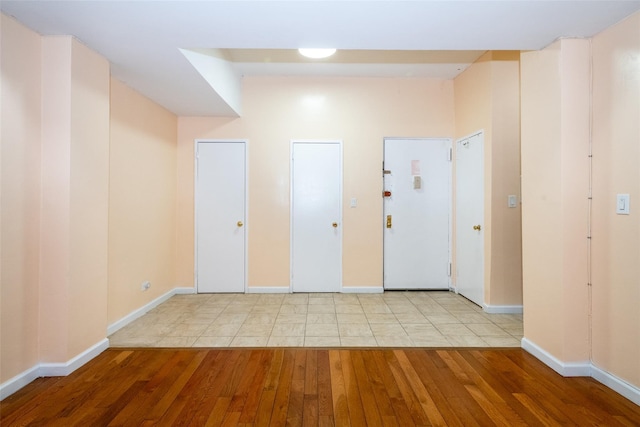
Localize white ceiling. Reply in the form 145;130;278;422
2;1;639;116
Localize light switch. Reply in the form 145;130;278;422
616;194;630;214
508;195;517;208
350;197;357;208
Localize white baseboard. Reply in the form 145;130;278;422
342;286;384;293
40;339;109;377
522;337;640;405
107;287;195;336
521;337;591;376
246;286;291;293
0;364;41;401
483;304;523;314
245;286;386;293
591;363;640;406
0;338;109;401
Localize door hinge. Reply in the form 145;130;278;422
448;263;452;276
449;148;452;162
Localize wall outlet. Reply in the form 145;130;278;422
141;281;151;291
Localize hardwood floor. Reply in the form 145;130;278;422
1;348;638;426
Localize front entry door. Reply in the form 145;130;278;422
291;141;342;292
196;141;246;293
383;138;451;289
455;132;484;306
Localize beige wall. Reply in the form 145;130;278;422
521;14;639;391
177;77;455;288
1;13;179;385
454;51;522;306
1;14;42;383
521;38;596;363
591;12;640;387
39;35;111;361
2;17;112;384
1;14;179;386
109;78;178;324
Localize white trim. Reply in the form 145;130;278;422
107;287;194;336
290;140;343;294
0;364;41;400
246;286;291;293
341;286;384;293
521;337;591;377
522;337;640;405
447;138;453;289
0;339;109;400
39;339;109;377
174;286;197;295
483;304;523;314
591;363;640;406
194;139;249;294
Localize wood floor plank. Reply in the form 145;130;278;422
287;349;307;427
338;350;369;427
253;349;285;425
328;350;351;427
156;350;228;426
238;350;272;424
404;349;468;427
448;350;528;426
358;350;397;421
302;349;319;427
458;350;560;426
384;350;430;426
369;349;417;427
349;350;384;427
204;397;232;427
393;349;447;426
316;350;334;420
2;348;639;426
268;349;295;426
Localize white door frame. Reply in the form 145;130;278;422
194;139;249;293
382;137;453;290
290;140;343;292
454;130;484;303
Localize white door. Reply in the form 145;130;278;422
383;138;451;290
196;141;246;293
291;141;342;292
455;132;484;306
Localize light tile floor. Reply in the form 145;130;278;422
108;291;523;348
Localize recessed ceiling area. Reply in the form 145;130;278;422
200;48;486;78
2;1;639;116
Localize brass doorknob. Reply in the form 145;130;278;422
473;224;481;231
237;221;244;227
332;222;338;228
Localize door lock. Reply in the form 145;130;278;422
332;222;338;228
237;221;244;227
386;215;392;229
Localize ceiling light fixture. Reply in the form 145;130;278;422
298;48;337;59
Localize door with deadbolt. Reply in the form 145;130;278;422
291;141;342;292
383;138;451;289
196;141;246;293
